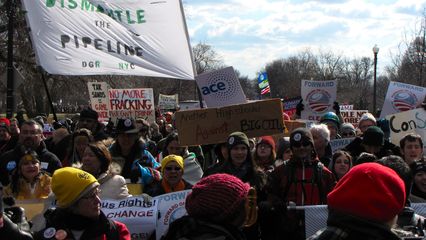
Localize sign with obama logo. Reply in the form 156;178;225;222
21;0;195;80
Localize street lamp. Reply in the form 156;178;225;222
372;44;379;116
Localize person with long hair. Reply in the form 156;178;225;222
81;141;130;200
62;128;94;167
3;151;51;200
253;136;276;173
330;150;353;181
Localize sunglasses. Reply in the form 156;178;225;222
292;141;311;148
165;166;181;171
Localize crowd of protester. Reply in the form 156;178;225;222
0;99;424;239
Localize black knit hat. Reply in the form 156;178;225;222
362;126;384;146
80;108;98;121
227;132;250;149
290;128;314;149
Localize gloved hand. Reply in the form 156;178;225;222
295;99;304;116
333;101;340;115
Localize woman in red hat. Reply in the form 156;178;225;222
253;136;276;173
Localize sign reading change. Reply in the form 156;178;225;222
21;0;195;79
175;99;285;146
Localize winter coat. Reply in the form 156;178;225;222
0;142;61;186
143;179;192;197
266;158;336;205
343;137;401;162
3;172;51;200
98;172;130;200
307;210;401;240
162;216;246;240
34;209;130;240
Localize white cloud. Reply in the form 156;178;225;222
184;0;426;78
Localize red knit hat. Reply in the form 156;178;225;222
185;173;250;222
257;136;276;152
327;162;405;223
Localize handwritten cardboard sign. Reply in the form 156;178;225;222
175;99;285;146
87;82;110;122
340;110;369;127
108;88;155;123
386;108;426;156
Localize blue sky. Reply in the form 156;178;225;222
182;0;426;79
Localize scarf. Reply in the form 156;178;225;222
161;179;186;193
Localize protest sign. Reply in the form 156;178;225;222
340;110;369;128
88;82;110;122
158;94;178;110
21;0;194;79
340;104;353;111
282;96;302;118
330;138;355;154
175;99;285;146
102;196;157;240
380;82;426;118
195;67;247;108
301;80;337;121
156;190;192;240
108;88;155;123
386;108;426;155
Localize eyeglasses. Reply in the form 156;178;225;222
292;141;311;148
81;188;101;201
165;166;181;171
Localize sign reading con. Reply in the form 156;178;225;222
21;0;194;79
385;108;426;156
175;99;285;146
108;88;155;123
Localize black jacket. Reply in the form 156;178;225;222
343;137;401;162
162;216;246;240
0;142;61;186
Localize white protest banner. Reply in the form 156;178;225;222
330;138;355;154
88;82;110;122
380;82;426;118
195;67;247;108
386;108;426;156
156;190;192;240
158;94;178;110
108;88;155;123
340;110;369;128
301;80;337;121
21;0;194;80
102;196;157;240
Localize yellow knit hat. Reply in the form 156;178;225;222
52;167;99;208
161;155;184;174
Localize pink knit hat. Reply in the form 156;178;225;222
185;173;250;222
327;163;405;223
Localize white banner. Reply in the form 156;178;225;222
301;80;337;121
22;0;195;80
108;88;155;123
158;94;178;110
88;82;110;122
380;82;426;118
330;138;355;154
195;67;247;108
386;108;426;156
102;197;157;240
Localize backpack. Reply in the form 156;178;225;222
282;160;325;204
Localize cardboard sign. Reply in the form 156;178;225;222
301;80;337;121
108;88;155;123
195;67;247;108
88;82;110;122
330;138;355;154
340;110;369;128
158;94;178;110
386;108;426;156
380;82;426;118
21;0;195;79
175;99;285;146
